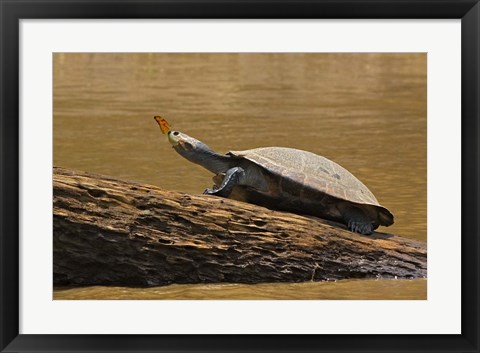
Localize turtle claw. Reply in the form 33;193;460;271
348;219;374;235
343;207;375;235
203;188;217;195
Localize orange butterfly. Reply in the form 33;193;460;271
154;116;171;134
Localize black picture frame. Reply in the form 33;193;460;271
1;1;478;352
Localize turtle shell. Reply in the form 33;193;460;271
228;147;384;208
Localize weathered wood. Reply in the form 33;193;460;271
53;167;427;287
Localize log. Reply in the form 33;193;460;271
53;167;427;287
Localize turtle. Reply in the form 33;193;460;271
165;129;394;235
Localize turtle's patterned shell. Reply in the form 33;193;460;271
229;147;381;207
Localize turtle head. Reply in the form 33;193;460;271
167;131;230;174
167;130;199;151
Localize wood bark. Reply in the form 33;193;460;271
53;167;427;287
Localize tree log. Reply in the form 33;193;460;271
53;167;427;287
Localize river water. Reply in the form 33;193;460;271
53;53;427;300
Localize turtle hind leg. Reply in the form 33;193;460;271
348;219;374;235
342;207;376;235
203;167;245;198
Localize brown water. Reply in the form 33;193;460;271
53;53;427;300
54;279;426;300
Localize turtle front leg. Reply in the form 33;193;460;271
203;167;246;197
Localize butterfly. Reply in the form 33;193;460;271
154;116;171;134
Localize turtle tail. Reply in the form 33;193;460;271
378;207;394;227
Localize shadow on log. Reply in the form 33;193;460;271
53;167;427;287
